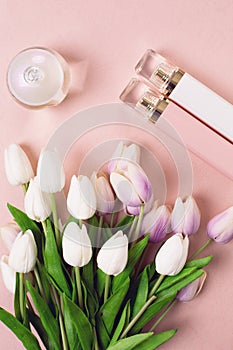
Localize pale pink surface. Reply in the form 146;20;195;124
1;1;233;349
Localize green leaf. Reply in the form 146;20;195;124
0;308;41;350
113;235;149;292
27;309;51;350
185;256;213;269
82;257;94;294
130;290;176;334
100;277;130;335
82;281;98;322
116;215;135;229
36;261;52;304
96;268;106;298
96;314;111;349
44;219;71;297
63;294;94;350
132;268;148;318
157;269;205;298
133;329;177;350
110;301;131;345
107;332;153;350
7;204;42;258
63;296;81;350
156;267;197;293
26;281;61;350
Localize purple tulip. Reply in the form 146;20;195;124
110;163;152;207
171;196;201;236
207;206;233;244
141;203;171;243
176;272;207;302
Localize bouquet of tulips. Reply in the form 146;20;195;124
1;142;233;350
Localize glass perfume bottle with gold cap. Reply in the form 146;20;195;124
135;49;233;143
120;78;233;181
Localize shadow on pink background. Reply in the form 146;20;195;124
0;1;233;349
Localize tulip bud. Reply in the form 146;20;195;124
37;148;65;193
67;175;96;220
110;163;152;207
9;230;37;273
142;203;171;243
4;144;34;186
171;196;201;236
207;206;233;244
125;194;154;216
97;231;128;276
108;141;140;173
176;272;207;302
0;255;16;293
91;172;115;214
62;222;92;267
0;222;21;251
155;233;189;276
24;177;52;222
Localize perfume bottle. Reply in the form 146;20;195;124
135;49;233;143
7;47;71;109
120;79;233;181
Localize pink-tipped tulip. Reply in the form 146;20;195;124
91;172;115;214
171;196;201;236
141;203;170;243
207;206;233;244
108;141;140;173
155;233;189;276
177;272;207;302
110;163;152;207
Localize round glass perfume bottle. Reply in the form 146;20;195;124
7;47;71;109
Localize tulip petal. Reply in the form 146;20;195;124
92;172;115;214
126;163;152;203
0;222;21;251
0;256;16;294
171;197;185;233
207;206;233;244
110;172;142;207
183;196;201;235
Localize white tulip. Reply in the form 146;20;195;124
155;233;189;276
9;230;37;273
4;144;34;186
62;222;92;267
91;172;115;214
108;141;140;173
67;175;96;220
0;256;16;293
97;231;128;276
37;148;65;193
0;222;21;251
24;177;52;222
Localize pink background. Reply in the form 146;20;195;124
1;1;233;349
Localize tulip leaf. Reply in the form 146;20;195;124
82;257;94;294
96;314;111;349
157;269;205;299
132;267;149;318
63;296;81;350
129;290;176;334
36;261;52;308
0;307;41;350
63;294;94;350
14;273;21;321
100;277;130;335
156;267;197;293
116;215;135;229
7;203;42;258
110;300;131;345
97;268;106;298
112;234;149;293
27;309;51;350
185;256;213;269
106;332;153;350
44;219;71;298
133;329;177;350
26;281;61;350
82;281;98;322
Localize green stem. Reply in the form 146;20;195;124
34;265;47;301
19;273;25;322
59;312;69;350
78;218;82;228
50;193;60;245
96;216;104;248
149;274;165;298
135;205;145;240
93;326;99;350
22;183;28;194
120;295;156;339
149;299;177;331
128;216;138;241
41;220;47;237
189;238;212;260
75;267;84;310
104;274;111;303
110;212;115;228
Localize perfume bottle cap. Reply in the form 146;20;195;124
135;49;184;96
120;78;169;123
